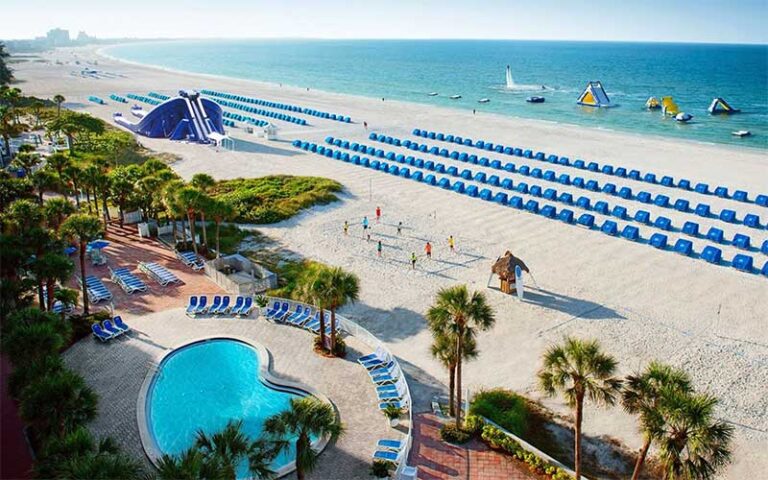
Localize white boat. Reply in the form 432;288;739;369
732;130;751;137
427;92;439;96
675;112;693;122
450;95;462;100
478;98;490;104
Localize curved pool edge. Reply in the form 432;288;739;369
136;335;334;479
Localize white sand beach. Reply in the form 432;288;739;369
14;45;768;478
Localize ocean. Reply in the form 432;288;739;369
105;39;768;149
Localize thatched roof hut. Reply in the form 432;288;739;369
492;251;530;281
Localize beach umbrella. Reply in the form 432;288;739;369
88;240;110;250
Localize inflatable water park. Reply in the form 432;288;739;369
113;90;228;145
576;81;616;108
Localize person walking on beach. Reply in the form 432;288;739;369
377;240;383;257
425;241;432;259
411;252;417;269
376;206;382;222
343;220;349;236
397;221;403;235
364;121;368;130
362;216;369;236
448;235;455;253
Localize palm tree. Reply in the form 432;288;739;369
45;152;70;179
0;104;26;159
297;269;330;351
53;94;65;117
33;252;74;311
63;163;82;208
191;173;216;248
623;362;693;480
54;288;79;321
207;197;235;257
31;169;59;204
60;213;103;315
315;267;359;354
35;427;144;479
430;330;478;417
176;186;204;255
426;285;495;427
654;390;733;480
264;397;344;480
19;368;98;438
44;197;76;231
1;317;70;367
11;151;41;176
537;336;622;479
108;167;134;227
161;179;184;246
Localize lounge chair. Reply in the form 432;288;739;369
358;346;387;365
236;297;254;317
362;351;392;370
113;316;131;333
102;319;124;337
193;296;209;315
378;381;407;401
186;296;199;315
229;296;244;315
208;296;222;314
288;306;312;326
284;305;304;324
176;251;205;270
377;439;404;451
264;300;282;318
91;323;113;342
371;364;402;385
373;447;405;463
215;296;231;315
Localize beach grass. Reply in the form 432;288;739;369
211;175;342;224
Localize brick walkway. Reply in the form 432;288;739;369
410;413;536;480
67;223;223;315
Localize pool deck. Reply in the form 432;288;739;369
62;308;401;479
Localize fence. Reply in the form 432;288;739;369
265;296;415;479
206;254;277;295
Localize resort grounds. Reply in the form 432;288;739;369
7;45;768;478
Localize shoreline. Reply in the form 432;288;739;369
94;43;767;154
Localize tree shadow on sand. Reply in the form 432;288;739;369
488;285;625;322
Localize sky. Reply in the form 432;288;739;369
2;0;767;44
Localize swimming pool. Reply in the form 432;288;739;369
144;338;310;477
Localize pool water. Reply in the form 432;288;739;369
147;339;304;477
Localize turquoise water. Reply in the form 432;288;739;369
147;339;304;477
105;40;768;149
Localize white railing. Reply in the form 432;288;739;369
265;296;414;479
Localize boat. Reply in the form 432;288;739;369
526;96;545;103
449;95;462;100
427;92;439;96
478;98;490;104
645;97;661;109
675;112;693;122
732;130;751;137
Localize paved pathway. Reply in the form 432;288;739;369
410;413;536;480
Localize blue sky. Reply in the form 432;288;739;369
3;0;767;44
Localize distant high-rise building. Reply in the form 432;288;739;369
76;31;92;43
46;28;70;46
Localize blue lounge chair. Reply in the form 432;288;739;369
637;192;652;203
102;319;124;337
284;305;304;323
682;221;699;236
208;296;222;314
113;316;131;333
373;449;402;462
673;239;693;256
186;296;199;315
621;226;639;241
744;214;761;229
674;199;690;212
91;323;113;342
706;227;725;244
215;296;231;315
732;254;754;272
695;183;710;194
733;234;751;250
559;209;574;224
377;439;404;451
236;297;254;317
289;306;313;326
601;220;618;236
678;179;691;190
229;296;245;315
576;196;591;210
719;209;736;223
193;296;208;315
654;217;672;231
714;186;729;198
701;246;722;264
733;190;748;202
358;346;387;365
618;187;633;199
649;233;668;249
594;201;609;215
577;214;595;228
695;204;711;217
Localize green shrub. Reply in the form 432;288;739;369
469;388;528;436
440;424;471;444
370;459;392;478
211;175;342;224
463;414;485;434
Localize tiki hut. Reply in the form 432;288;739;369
492;251;530;294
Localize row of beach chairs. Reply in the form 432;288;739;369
358;346;410;411
91;316;131;342
209;97;308;126
109;266;149;294
185;295;254;317
355;134;765;231
82;275;113;303
201;89;351;123
411;128;768;207
176;251;205;271
139;262;181;286
296;140;768;277
264;300;335;335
